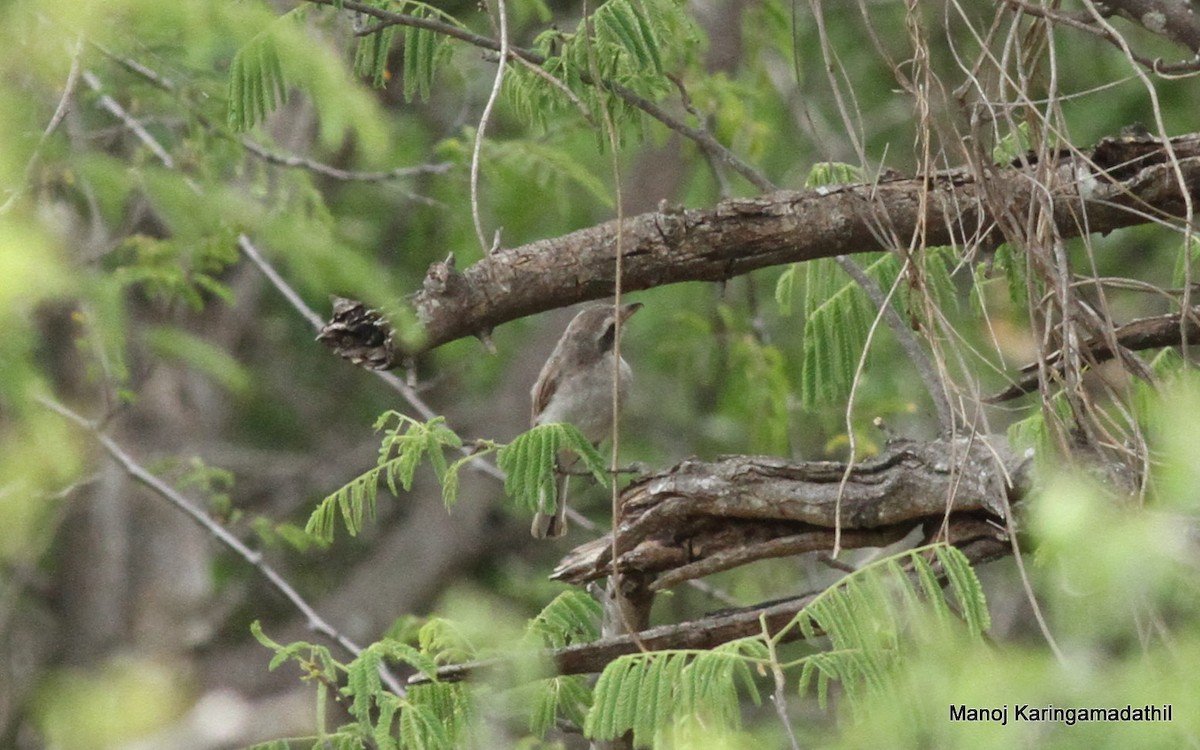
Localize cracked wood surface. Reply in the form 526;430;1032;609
552;435;1022;589
319;133;1200;365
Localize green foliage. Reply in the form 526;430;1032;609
585;640;765;746
528;674;593;738
1171;234;1200;287
507;0;695;134
991;121;1033;164
578;545;987;745
400;12;455;103
251;622;470;749
525;590;602;648
353;2;458;100
227;13;292;131
1006;392;1073;459
991;242;1030;309
803;162;863;188
497;422;609;516
306;413;466;542
110;232;237;311
145;326;251;395
798;253;894;407
354;23;397;89
522;591;603;737
794;545;989;712
309;417;610;546
783;163;963;412
717;306;793;454
793;245;957;410
226;7;389;155
488;137;615;210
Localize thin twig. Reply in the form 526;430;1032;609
37;396;408;696
470;0;510;254
242;139;452;183
763;614;802;750
1004;0;1200;74
303;0;773;192
82;70;175;169
834;256;953;432
1;33;85;215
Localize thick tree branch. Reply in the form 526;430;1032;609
319;133;1200;365
552;435;1022;588
408;436;1022;685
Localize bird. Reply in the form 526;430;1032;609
529;302;642;538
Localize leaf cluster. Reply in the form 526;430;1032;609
308;418;606;541
306;412;468;542
584;544;988;745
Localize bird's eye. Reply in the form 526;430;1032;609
599;320;616;351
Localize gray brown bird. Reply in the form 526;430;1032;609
529;302;641;538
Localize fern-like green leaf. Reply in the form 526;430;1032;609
775;263;800;314
398;701;453;750
992;242;1030;308
406;682;470;747
586;647;761;745
307;414;465;541
498;422;608;514
800;252;902;407
804;161;863;188
355;25;397;88
936;545;991;635
791;544;990;712
527;590;602;648
228;16;293;131
417;618;476;665
528;674;593;737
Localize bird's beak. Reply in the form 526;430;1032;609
619;302;643;322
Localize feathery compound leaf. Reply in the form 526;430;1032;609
585;647;760;744
355;24;397;88
804;161;863;188
525;675;592;735
406;682;470;747
992;242;1030;308
228;14;297;131
800;253;900;407
351;2;458;101
775;263;800;314
792;545;990;710
398;701;453;750
527;590;602;648
936;545;991;635
498;423;608;513
307;414;465;541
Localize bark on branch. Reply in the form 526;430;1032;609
552;435;1023;590
409;435;1021;685
319;133;1200;365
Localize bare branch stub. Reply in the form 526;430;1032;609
317;134;1200;366
552;436;1023;589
